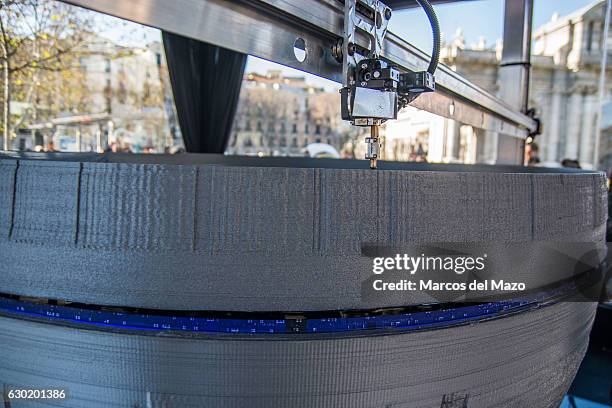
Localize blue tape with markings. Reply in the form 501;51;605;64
0;289;566;334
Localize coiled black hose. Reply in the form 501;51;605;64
414;0;441;74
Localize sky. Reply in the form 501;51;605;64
388;0;598;53
246;0;600;88
93;0;602;90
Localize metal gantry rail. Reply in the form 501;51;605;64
63;0;538;141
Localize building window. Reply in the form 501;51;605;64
104;78;112;112
315;124;321;135
587;21;594;52
292;123;297;134
305;124;309;134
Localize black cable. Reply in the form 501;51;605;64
413;0;441;74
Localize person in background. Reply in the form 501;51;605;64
606;171;612;242
524;140;540;165
561;158;581;169
104;142;119;153
45;141;56;152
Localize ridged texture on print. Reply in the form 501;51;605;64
0;154;607;311
0;301;597;408
0;153;605;408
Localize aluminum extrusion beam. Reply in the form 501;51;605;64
496;0;534;163
62;0;537;138
499;0;533;112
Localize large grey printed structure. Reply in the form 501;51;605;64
0;153;607;407
0;302;596;408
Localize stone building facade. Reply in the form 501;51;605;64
227;71;354;156
436;0;611;168
74;38;179;152
14;35;180;153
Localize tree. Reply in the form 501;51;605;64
0;0;94;149
0;0;139;150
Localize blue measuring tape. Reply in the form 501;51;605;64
0;288;565;335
